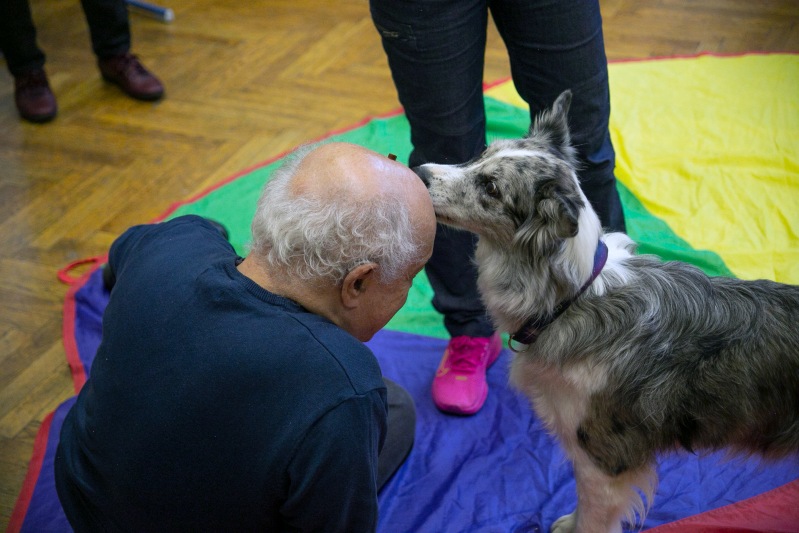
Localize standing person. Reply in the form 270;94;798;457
370;0;627;416
1;0;164;123
55;142;437;531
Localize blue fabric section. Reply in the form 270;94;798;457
19;272;799;532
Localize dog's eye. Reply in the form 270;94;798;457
484;181;500;198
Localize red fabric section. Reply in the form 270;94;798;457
6;412;54;533
56;256;104;285
648;479;799;533
59;260;106;393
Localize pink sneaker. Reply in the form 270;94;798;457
432;332;502;415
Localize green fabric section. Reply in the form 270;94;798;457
166;95;732;338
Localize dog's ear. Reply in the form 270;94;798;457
513;179;583;256
537;183;582;239
551;89;572;121
527;90;576;166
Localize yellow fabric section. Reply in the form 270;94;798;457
485;54;799;284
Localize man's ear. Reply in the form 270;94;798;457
340;263;378;309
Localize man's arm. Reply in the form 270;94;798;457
102;217;230;291
102;223;152;290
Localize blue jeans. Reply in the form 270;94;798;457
370;0;625;337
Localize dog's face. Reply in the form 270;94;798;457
415;90;585;254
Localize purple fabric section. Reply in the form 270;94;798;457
16;271;799;532
72;268;109;379
20;398;75;533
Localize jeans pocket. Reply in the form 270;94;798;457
372;17;418;52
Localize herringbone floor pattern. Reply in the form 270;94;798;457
1;0;797;526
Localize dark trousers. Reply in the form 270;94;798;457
377;378;416;490
370;0;626;337
0;0;130;76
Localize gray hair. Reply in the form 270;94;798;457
249;146;424;285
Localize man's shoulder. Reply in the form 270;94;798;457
136;215;228;246
112;215;234;269
285;319;384;396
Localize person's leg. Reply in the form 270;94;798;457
79;0;130;58
377;379;416;490
491;0;626;233
0;0;57;122
80;0;164;101
370;0;502;416
369;0;494;338
0;0;46;75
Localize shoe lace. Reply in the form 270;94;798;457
119;53;147;75
445;336;490;373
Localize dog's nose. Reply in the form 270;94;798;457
412;165;432;187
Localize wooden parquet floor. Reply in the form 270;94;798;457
1;0;797;526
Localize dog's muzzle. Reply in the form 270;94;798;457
412;166;432;187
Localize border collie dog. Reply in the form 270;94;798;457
414;90;799;533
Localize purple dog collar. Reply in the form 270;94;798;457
510;240;608;350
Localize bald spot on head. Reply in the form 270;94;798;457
291;142;436;240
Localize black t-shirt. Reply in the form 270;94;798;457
55;216;387;532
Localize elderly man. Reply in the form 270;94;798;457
54;142;437;532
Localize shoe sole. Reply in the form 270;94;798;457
20;109;57;123
102;74;164;101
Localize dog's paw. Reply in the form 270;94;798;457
551;512;576;533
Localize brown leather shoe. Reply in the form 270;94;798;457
14;68;57;123
98;53;164;101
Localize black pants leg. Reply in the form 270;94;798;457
0;0;46;76
377;378;416;490
79;0;131;59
